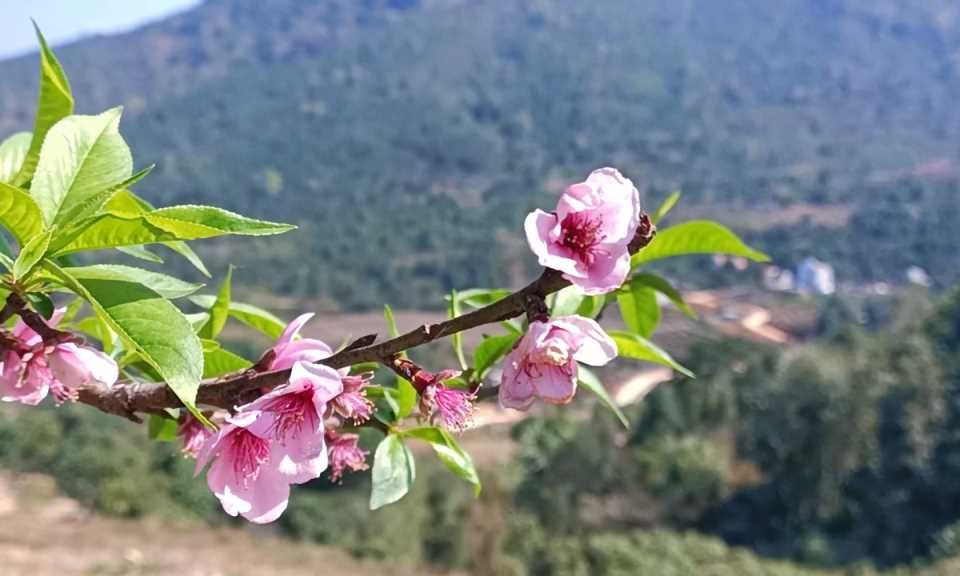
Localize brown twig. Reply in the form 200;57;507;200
69;217;656;420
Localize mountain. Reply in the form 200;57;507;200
2;0;960;308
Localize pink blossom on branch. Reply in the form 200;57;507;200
416;369;476;432
331;372;375;424
0;311;117;406
525;167;641;295
326;429;369;483
267;313;334;370
195;410;293;524
240;361;343;484
499;316;617;411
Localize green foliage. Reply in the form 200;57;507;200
370;434;417;510
0;132;30;183
632;220;769;269
608;330;693;377
404;426;481;495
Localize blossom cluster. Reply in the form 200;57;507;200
1;310;118;406
498;168;641;409
0;166;642;524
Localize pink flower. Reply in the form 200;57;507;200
45;343;118;402
0;311;117;405
330;372;374;423
178;411;225;458
417;370;475;432
0;350;51;405
525;167;640;295
240;361;343;484
267;313;333;370
195;410;292;524
499;316;617;410
326;430;369;483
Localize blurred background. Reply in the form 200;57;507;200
2;0;960;574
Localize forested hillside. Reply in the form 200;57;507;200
2;0;959;308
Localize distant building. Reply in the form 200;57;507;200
796;257;836;295
906;266;931;287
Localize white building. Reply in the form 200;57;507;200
796;257;836;295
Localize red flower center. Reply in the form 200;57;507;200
560;212;605;265
230;429;270;483
263;388;318;442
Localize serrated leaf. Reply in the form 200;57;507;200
578;366;629;428
199;266;232;339
49;265;203;299
55;165;153;227
617;282;659;338
189;295;286;339
608;330;693;377
0;181;44;245
651;190;681;224
0;132;31;184
201;339;252;379
145;205;295;238
45;261;205;416
51;205;294;255
31;107;133;228
12;229;52;280
148;414;179;442
116;245;164;263
370;434;417;510
13;24;74;187
473;333;520;380
632;220;769;269
404;426;481;495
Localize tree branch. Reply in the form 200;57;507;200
70;213;655;420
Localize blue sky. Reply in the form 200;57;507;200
0;0;200;59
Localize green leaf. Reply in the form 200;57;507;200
448;289;467;370
551;285;585;317
404;426;481;495
116;245;164;264
13;23;74;187
370;434;417;510
0;181;44;245
0;132;31;184
578;366;629;428
163;241;210;277
198;266;233;339
201;339;252;379
651;190;681;224
145;205;296;238
628;273;696;319
54;165;154;228
26;292;55;320
393;378;418;419
147;414;179;442
473;333;520;380
51;205;295;255
31;107;133;228
576;294;608;319
609;330;694;377
12;229;53;281
44;261;205;415
451;288;512;309
50;265;203;299
189;296;286;339
631;220;769;269
617;282;659;338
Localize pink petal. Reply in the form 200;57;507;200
563;248;631;295
48;344;119;389
531;364;578;404
273;438;328;485
498;349;537;411
524;210;580;277
275;313;315;348
242;466;291;524
557;317;618;366
289;361;343;403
